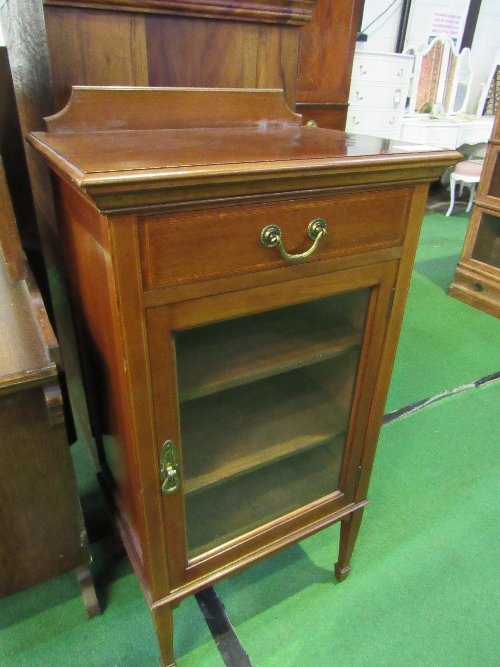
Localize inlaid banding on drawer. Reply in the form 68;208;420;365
139;189;412;290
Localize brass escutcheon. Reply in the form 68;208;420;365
159;440;180;494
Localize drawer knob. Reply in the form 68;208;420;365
261;218;327;262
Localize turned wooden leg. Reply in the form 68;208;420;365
334;507;365;582
152;603;176;667
76;565;101;619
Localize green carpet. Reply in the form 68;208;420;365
219;381;500;667
386;210;500;412
1;211;499;666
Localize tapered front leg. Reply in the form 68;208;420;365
334;507;365;582
76;565;101;619
153;603;176;667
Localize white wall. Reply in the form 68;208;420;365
358;0;471;53
358;0;404;52
405;0;470;49
359;0;500;114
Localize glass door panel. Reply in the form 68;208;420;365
174;288;370;559
471;212;500;269
487;152;500;199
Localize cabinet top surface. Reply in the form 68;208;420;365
30;126;458;185
28;87;460;211
0;256;55;391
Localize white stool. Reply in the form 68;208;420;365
446;159;483;216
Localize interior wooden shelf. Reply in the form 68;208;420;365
181;365;350;495
176;307;361;402
185;436;344;558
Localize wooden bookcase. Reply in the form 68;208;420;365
28;87;459;666
449;109;500;317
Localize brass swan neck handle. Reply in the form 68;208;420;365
260;218;327;262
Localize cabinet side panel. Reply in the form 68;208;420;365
53;179;150;584
0;385;89;598
355;183;429;503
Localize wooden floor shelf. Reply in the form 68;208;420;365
176;303;362;402
181;363;352;495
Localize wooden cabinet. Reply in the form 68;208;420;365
28;87;459;666
296;0;362;129
0;159;98;615
449;110;500;317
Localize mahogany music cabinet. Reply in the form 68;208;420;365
28;87;459;666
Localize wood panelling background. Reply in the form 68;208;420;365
0;48;38;254
144;15;300;100
44;7;149;111
44;4;304;112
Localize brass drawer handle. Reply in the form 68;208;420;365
261;218;327;263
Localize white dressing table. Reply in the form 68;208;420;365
399;115;494;150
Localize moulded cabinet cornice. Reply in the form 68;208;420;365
42;0;318;25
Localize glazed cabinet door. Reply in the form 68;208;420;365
147;260;398;590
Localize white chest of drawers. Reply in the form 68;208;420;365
346;51;414;140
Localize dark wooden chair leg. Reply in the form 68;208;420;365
76;565;101;619
153;603;176;667
334;507;365;582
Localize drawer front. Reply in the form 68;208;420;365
346;109;403;138
399;122;459;149
352;54;413;84
348;83;407;110
139;190;411;290
450;264;500;315
423;125;460;150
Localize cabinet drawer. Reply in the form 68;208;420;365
399;122;461;149
451;264;500;308
352;54;413;84
348;83;407;110
346;109;403;139
139;190;411;290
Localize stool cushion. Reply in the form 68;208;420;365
454;159;483;177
